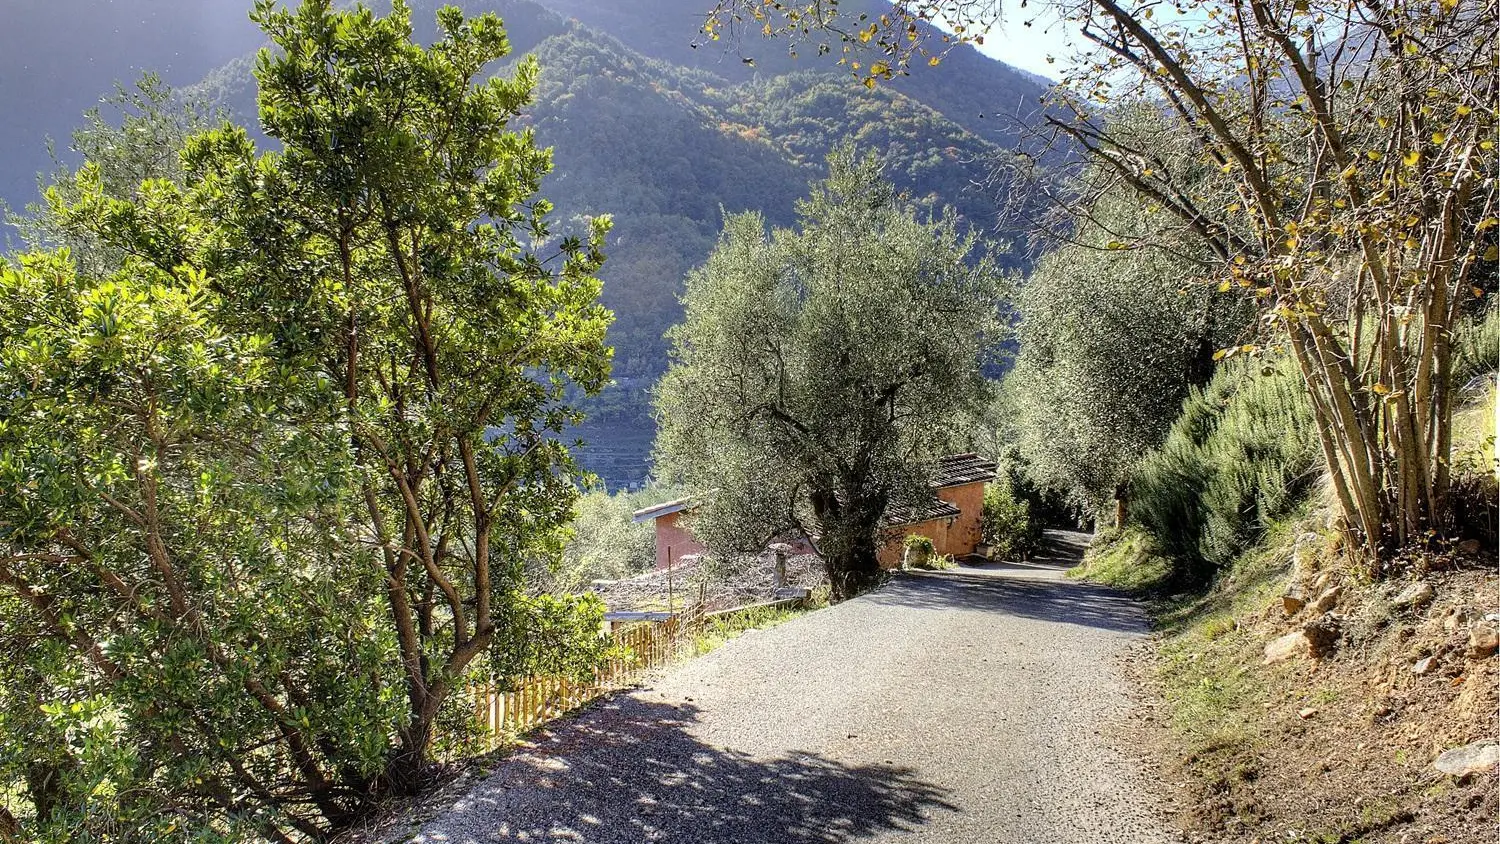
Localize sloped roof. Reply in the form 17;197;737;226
931;453;998;488
631;497;696;523
883;497;963;528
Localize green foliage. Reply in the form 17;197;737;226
1453;306;1500;386
8;73;221;275
531;487;677;594
902;534;937;552
688;602;808;656
655;144;1006;599
901;533;936;569
914;553;957;571
0;1;617;838
981;483;1040;561
1066;529;1174;594
1129;358;1319;584
1009;169;1251;512
0;250;396;841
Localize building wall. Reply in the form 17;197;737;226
653;510;707;570
877;517;952;569
936;482;986;557
875;481;990;568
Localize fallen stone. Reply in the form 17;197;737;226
1411;656;1436;675
1445;609;1469;633
1457;539;1481;555
1467;623;1498;659
1282;593;1307;615
1298;707;1317;719
1303;614;1343;658
1392;581;1435;610
1311;571;1333;594
1310;586;1342;615
1264;631;1310;664
1293;532;1323;569
1433;741;1500;777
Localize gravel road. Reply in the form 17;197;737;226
413;531;1172;843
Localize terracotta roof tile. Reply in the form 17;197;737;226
930;453;998;488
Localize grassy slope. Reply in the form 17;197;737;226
1075;383;1499;843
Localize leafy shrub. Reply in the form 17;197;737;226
982;483;1041;561
901;534;936;569
1129;357;1318;584
530;488;672;593
1453;306;1499;387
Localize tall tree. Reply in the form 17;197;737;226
710;0;1499;570
655;145;1005;599
0;1;616;838
191;0;615;790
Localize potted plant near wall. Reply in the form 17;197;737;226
901;534;935;570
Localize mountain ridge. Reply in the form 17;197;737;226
2;0;1050;487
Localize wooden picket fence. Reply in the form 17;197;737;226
466;613;689;751
462;595;810;751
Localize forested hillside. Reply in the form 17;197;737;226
0;1;1049;487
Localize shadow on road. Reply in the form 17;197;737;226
417;698;957;843
869;570;1149;635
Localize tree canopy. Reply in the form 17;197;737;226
0;1;614;838
655;145;1005;599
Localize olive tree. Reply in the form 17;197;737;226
655;146;1005;599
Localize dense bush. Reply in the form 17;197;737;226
981;483;1041;561
1128;358;1319;584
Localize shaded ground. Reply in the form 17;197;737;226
412;530;1173;843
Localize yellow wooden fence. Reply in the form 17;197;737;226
466;614;687;750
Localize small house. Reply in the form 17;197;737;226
632;453;998;572
630;496;706;570
875;453;998;569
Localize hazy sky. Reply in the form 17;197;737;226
957;6;1085;79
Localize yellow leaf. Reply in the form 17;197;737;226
1213;349;1229;361
1372;383;1391;395
1241;344;1257;353
1403;150;1420;167
1457;104;1472;115
929;56;941;66
1485;245;1500;261
1473;287;1486;298
1365;151;1382;161
862;76;876;89
1432;131;1447;144
1219;280;1232;292
1404;237;1419;249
